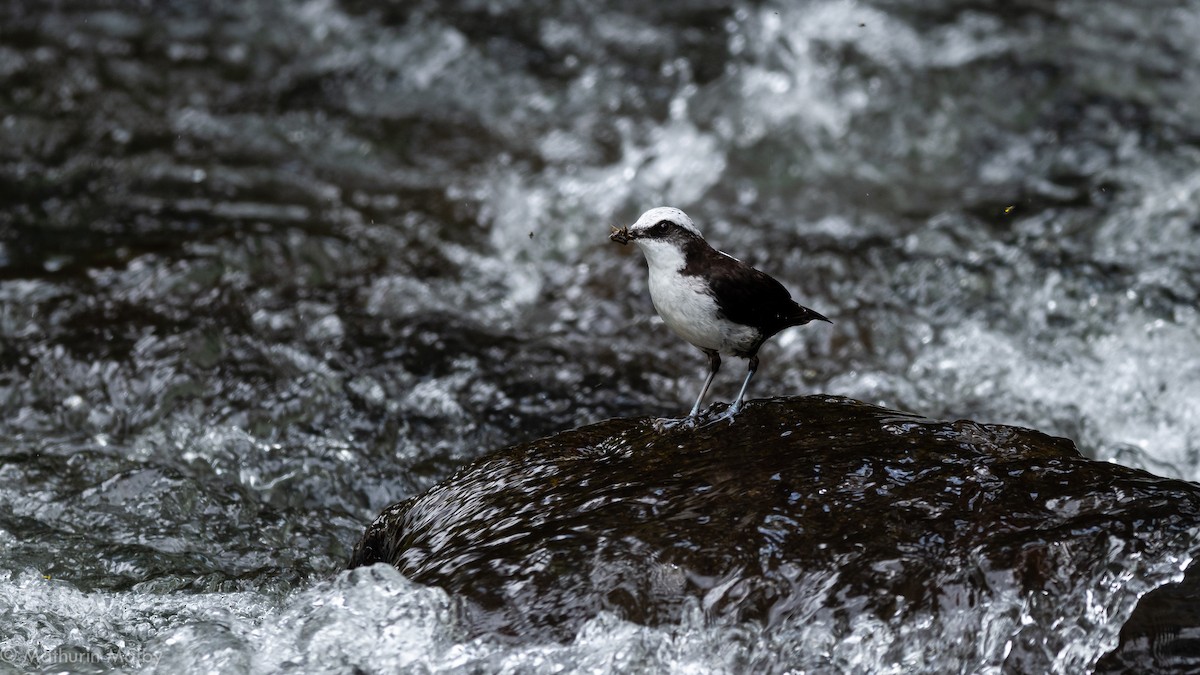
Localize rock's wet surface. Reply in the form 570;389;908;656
351;396;1200;671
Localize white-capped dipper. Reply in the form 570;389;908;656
611;206;830;427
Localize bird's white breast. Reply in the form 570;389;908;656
635;239;759;354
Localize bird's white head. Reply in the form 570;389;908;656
609;206;704;271
629;207;702;238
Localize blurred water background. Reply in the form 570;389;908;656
1;0;1198;671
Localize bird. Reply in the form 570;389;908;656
610;206;830;428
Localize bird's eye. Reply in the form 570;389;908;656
651;220;670;235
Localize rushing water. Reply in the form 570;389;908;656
1;0;1198;672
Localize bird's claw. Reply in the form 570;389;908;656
652;416;698;432
702;406;741;427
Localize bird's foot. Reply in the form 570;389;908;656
652;416;698;432
653;403;744;431
700;403;742;427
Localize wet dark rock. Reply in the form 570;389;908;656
349;395;1200;665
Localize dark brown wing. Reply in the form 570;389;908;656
685;249;829;334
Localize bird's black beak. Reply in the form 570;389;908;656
609;226;631;245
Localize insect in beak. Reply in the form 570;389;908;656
610;226;631;245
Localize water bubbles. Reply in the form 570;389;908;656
305;314;345;345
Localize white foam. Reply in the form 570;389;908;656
832;315;1200;480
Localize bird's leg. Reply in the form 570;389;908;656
687;350;721;418
730;354;759;412
710;354;758;424
654;350;720;431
